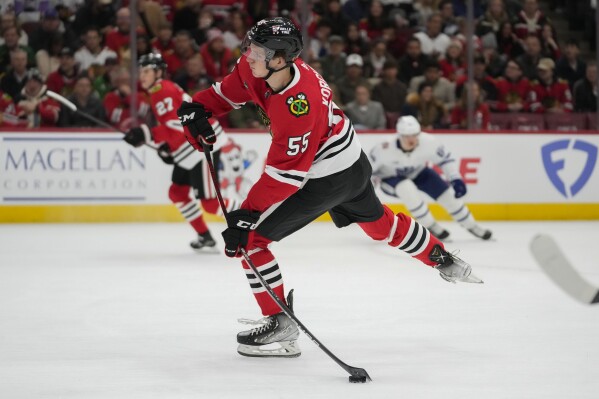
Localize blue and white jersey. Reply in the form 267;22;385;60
369;132;461;182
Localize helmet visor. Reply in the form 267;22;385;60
241;34;275;62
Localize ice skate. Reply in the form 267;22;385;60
429;222;450;241
190;231;217;253
429;245;483;284
467;225;492;240
237;291;301;358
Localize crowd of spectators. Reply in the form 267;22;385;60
0;0;596;130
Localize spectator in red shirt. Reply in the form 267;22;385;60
528;58;573;113
163;30;198;77
200;29;232;82
16;69;60;128
46;47;79;97
491;59;531;112
513;0;549;40
451;82;490;129
151;24;175;55
105;7;132;61
359;0;386;40
439;40;466;82
173;54;214;96
103;66;151;131
0;91;25;127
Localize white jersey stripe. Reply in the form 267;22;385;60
214;82;245;109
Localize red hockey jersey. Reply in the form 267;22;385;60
103;90;151;130
492;77;531;112
528;79;573;113
192;56;362;213
148;79;226;169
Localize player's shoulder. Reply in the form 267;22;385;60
419;131;436;142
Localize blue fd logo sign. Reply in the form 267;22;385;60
541;139;597;198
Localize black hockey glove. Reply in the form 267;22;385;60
222;209;261;258
156;142;174;164
177;102;216;147
451;179;467;198
123;124;152;148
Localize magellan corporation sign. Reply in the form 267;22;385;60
0;134;150;203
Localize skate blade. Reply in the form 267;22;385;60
460;272;484;284
237;341;301;358
439;271;484;284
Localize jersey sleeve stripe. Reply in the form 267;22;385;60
213;82;245;109
314;119;352;161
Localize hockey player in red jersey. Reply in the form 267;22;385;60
123;53;239;252
177;17;483;358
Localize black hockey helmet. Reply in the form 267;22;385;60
241;17;303;64
138;53;168;71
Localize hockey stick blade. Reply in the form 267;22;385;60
200;143;372;382
530;234;599;305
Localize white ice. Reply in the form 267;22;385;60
1;221;598;399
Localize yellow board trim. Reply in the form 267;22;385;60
1;203;599;223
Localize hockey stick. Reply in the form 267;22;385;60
45;90;157;149
201;143;372;383
530;234;599;305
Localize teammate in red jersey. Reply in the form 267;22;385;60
123;53;239;252
177;17;483;358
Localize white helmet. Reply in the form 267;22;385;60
396;115;421;137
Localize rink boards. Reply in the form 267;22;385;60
0;130;598;222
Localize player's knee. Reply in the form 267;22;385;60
168;184;191;203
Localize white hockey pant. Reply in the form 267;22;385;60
393;179;437;229
437;189;477;229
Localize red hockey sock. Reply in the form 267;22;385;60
358;205;443;267
242;234;286;316
169;184;209;234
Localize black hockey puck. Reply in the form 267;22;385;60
349;375;367;383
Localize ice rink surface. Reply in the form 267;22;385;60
1;221;598;399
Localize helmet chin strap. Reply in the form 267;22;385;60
262;61;291;80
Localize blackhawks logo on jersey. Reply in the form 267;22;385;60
287;93;309;117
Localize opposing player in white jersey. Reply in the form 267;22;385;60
370;115;492;241
123;53;238;251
